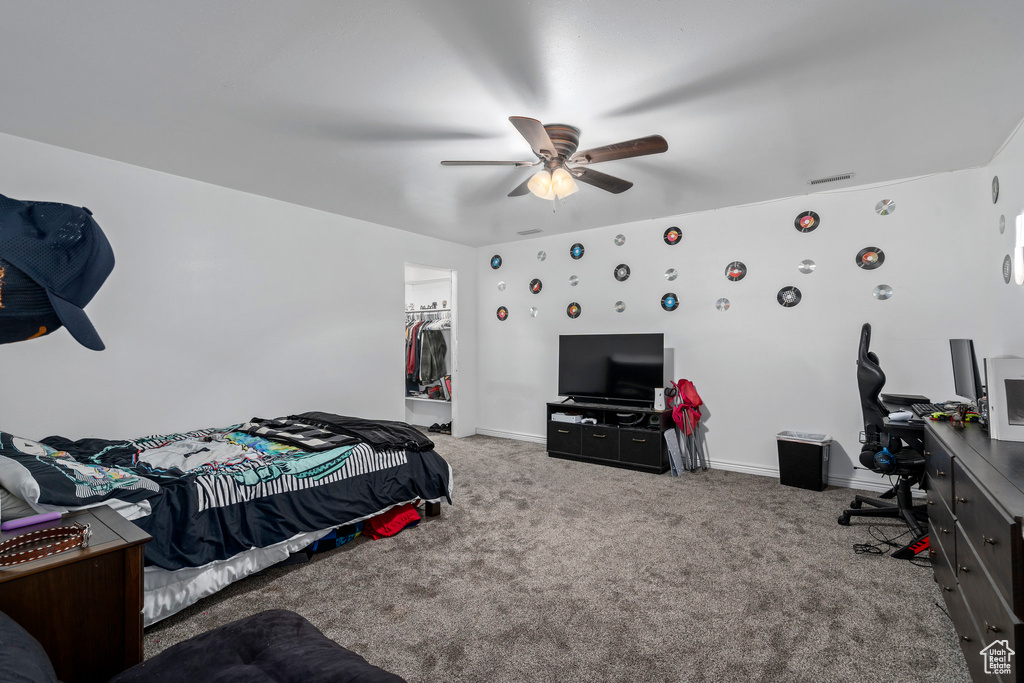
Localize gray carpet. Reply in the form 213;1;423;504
145;433;970;683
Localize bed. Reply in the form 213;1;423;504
0;412;452;625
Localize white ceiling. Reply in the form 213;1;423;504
1;1;1023;247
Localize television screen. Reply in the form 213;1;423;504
558;333;665;404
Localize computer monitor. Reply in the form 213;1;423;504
950;338;983;402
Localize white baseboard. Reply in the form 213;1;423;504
474;430;896;493
474;428;546;445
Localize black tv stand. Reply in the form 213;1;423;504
546;402;671;474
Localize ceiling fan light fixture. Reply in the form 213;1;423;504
551;167;578;199
528;169;555;200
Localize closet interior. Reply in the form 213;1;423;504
404;263;455;432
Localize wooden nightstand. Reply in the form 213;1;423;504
0;505;151;683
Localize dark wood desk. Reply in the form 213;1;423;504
0;505;151;683
924;420;1024;682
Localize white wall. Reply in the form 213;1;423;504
984;124;1024;352
475;168;994;488
0;132;478;439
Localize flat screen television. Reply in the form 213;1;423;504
558;333;665;405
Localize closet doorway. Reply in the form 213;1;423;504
404;263;458;434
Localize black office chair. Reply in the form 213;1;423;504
838;323;929;558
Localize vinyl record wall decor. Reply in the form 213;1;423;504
725;261;747;281
490;255;502;269
614;264;630;281
496;306;509;321
529;279;542;293
794;211;819;233
661;293;679;311
569;243;585;260
566;302;581;318
856;247;885;270
664;227;682;245
777;286;801;307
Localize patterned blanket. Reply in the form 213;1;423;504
0;421;452;570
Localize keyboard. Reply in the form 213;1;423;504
910;402;947;417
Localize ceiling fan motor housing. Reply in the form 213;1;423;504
542;124;580;160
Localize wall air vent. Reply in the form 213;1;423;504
517;229;543;235
807;172;855;186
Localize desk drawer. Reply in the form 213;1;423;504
956;523;1023;680
547;422;581;455
924;439;954;512
954;459;1023;613
931;522;957;598
618;429;662;468
582;425;618;461
944;584;992;682
927;489;956;560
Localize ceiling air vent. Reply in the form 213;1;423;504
517;229;543;235
807;172;855;186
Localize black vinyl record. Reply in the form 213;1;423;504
856;247;885;270
490;255;502;269
661;293;679;311
777;286;802;307
570;243;585;260
663;227;682;245
725;261;747;281
529;278;543;294
613;264;631;281
993;175;1000;204
794;211;819;233
496;306;509;321
566;302;581;318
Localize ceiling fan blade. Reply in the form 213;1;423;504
441;160;536;166
507;177;533;197
572;167;634;194
509;116;558;160
569;135;668;165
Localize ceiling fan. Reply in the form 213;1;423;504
441;117;668;200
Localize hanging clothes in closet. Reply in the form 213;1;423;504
406;311;450;386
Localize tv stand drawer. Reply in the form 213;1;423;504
619;429;662;468
582;425;619;461
547;422;581;454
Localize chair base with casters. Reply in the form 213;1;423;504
838;447;930;559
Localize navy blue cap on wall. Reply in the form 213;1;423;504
0;194;114;350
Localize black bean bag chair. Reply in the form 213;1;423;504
1;609;406;683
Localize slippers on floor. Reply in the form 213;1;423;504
439;422;451;435
428;423;440;432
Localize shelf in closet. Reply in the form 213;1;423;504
405;396;451;403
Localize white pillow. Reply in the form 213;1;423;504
0;485;36;521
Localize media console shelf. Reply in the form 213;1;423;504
546;401;671;473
